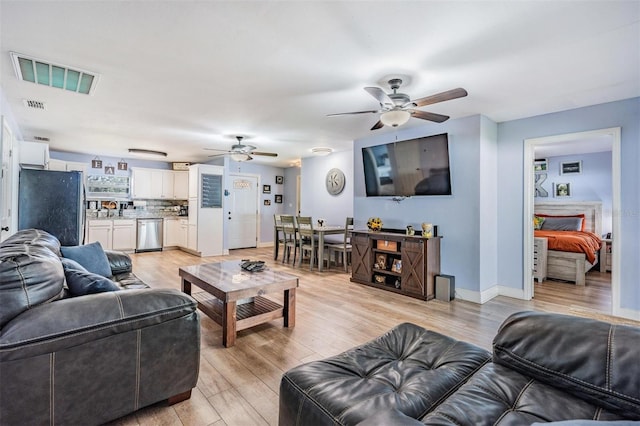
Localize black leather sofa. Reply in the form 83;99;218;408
279;311;640;425
0;229;200;425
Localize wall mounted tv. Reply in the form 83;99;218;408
362;133;452;197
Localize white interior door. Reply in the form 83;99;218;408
227;174;258;249
1;118;14;241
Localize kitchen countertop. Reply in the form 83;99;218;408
87;212;188;220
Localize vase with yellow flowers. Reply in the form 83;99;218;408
367;217;383;232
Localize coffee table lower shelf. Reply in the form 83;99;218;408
192;292;284;331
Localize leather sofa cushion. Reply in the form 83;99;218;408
420;363;630;425
0;229;65;327
492;311;640;418
0;288;196;361
60;241;112;278
279;322;491;425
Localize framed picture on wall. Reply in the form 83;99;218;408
560;160;582;174
264;199;271;206
274;194;283;203
554;182;571;197
263;184;271;194
534;159;548;172
275;175;284;184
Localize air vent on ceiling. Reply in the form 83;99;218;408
10;52;100;95
23;99;46;110
33;136;50;142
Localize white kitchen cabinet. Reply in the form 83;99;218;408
163;218;182;247
20;141;49;168
174;171;189;199
87;219;136;251
112;220;136;251
187;223;198;251
131;168;153;199
179;219;188;248
87;220;113;250
132;168;187;199
48;159;88;176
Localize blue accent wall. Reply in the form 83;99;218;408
498;97;639;312
536;151;613;235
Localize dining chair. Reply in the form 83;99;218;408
273;214;285;260
280;215;298;264
296;216;327;270
326;217;353;272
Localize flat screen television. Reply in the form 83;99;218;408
362;133;452;197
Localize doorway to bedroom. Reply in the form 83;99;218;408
523;127;620;316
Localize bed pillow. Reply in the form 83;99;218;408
533;216;545;230
536;213;586;232
64;268;120;296
60;242;112;278
540;216;584;231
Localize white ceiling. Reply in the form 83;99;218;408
1;1;638;167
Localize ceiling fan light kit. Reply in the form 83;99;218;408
205;135;278;161
329;78;467;131
380;110;410;127
230;152;251;162
311;147;333;156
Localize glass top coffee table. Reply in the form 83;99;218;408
179;261;299;347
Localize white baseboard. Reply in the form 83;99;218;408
613;306;640;322
455;285;525;304
257;241;273;248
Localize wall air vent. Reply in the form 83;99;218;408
33;136;50;142
23;99;46;110
10;52;99;95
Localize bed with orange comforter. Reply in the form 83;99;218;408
534;230;602;264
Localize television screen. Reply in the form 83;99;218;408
362;133;452;197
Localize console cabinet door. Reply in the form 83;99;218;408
401;239;425;297
351;233;371;282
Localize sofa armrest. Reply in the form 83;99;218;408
105;249;133;275
0;289;197;361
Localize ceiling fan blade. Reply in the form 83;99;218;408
412;88;468;107
370;120;384;130
207;153;226;158
409;110;450;123
364;87;394;107
204;148;230;152
251;151;278;157
327;110;380;116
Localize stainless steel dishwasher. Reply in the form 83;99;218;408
136;218;163;252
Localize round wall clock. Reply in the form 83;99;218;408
326;168;346;195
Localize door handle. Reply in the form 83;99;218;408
1;226;8;231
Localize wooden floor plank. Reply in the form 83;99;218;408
110;246;635;426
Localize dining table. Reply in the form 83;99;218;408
273;222;345;271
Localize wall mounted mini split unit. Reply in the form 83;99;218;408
10;52;100;95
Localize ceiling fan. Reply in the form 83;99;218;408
205;136;278;162
328;78;467;130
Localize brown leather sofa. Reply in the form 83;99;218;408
279;311;640;425
0;229;200;425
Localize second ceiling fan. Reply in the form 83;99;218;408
329;78;467;130
205;136;278;162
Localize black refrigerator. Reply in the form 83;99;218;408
18;169;84;246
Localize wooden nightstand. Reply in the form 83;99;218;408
533;237;548;282
600;238;612;273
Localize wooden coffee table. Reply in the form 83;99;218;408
179;261;299;347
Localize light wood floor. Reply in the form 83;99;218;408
107;247;634;426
